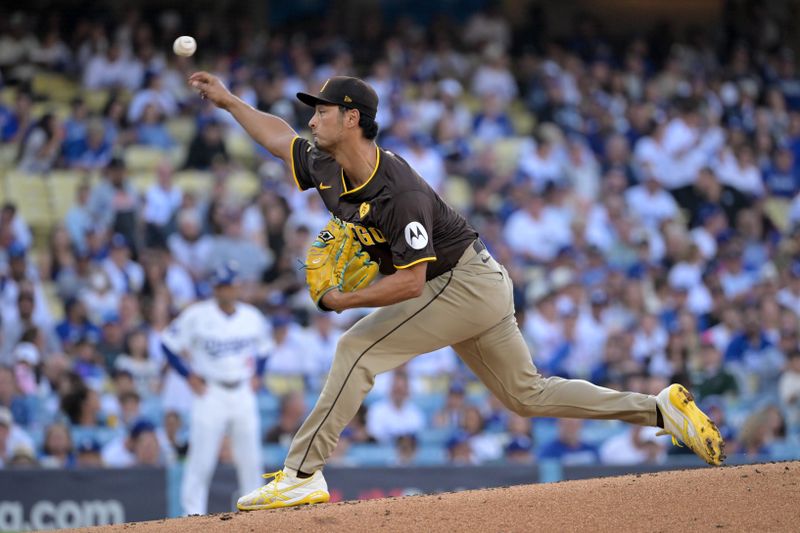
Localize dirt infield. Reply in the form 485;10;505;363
73;461;799;533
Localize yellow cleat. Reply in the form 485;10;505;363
656;384;726;466
237;469;330;511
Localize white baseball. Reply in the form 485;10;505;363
173;35;197;57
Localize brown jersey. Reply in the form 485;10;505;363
290;136;478;280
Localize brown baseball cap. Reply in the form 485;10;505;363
297;76;379;121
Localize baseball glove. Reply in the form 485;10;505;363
305;217;379;311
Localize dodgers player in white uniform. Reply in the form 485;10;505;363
161;261;272;515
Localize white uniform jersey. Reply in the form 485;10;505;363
161;300;273;383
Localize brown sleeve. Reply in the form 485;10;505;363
384;190;437;269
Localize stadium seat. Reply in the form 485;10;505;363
225;132;256;165
264;375;305;396
32;72;79;103
42;281;65;322
417;427;451;446
414;444;447;465
47;170;90;220
82;89;111;113
130;172;156;194
262;444;289;468
124;145;170;172
763;197;791;233
70;426;119;447
346;443;396;466
227;170;260;200
442;175;473;212
509;102;535;136
166;117;197;144
532;418;558;448
173;170;213;195
0;144;17;170
31;101;71;120
0;86;16;106
257;393;280;417
5;171;54;231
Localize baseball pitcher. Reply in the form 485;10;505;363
187;73;725;511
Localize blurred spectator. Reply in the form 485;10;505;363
16;112;63;173
74;437;104;468
71;120;113;171
433;382;466;429
158;410;188;462
342;404;376;445
55;298;101;352
12;341;39;398
461;405;504;463
264;315;313;380
763;146;799;198
504;436;535;465
1;202;33;250
396;133;446;192
264;391;306;448
599;425;669;465
168;209;213;281
102;234;144;295
83;42;143;91
736;405;787;458
135;104;174;149
0;405;34;468
472;94;514;142
61;98;90;164
102;419;165;467
394;433;418;466
207;209;272;283
0;366;29;426
777;261;800;317
88;158;139;245
183;119;228;170
539;418;599;465
0;90;33;143
692;341;738;400
143;160;183;249
64;181;94;253
779;350;800;430
60;378;103;427
39;422;75;468
366;372;424;444
446;430;475;465
725;305;785;397
128;71;179;123
115;329;160;396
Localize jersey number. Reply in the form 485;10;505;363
352;225;387;246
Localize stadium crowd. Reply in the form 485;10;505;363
1;3;800;471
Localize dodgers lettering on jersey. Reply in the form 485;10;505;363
290;136;477;280
161;300;273;383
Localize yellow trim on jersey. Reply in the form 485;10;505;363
394;256;437;269
289;136;305;192
340;145;380;197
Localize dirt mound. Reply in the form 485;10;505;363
72;461;800;533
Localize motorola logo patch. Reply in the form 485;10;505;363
404;221;429;250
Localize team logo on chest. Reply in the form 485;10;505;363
404;221;429;250
359;202;370;219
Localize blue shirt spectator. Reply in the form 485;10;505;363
538;419;599;466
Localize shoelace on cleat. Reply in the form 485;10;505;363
260;470;286;501
656;429;682;448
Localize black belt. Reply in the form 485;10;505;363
472;239;486;254
211;379;244;389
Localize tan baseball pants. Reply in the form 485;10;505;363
285;240;658;474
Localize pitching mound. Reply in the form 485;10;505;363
74;461;799;532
